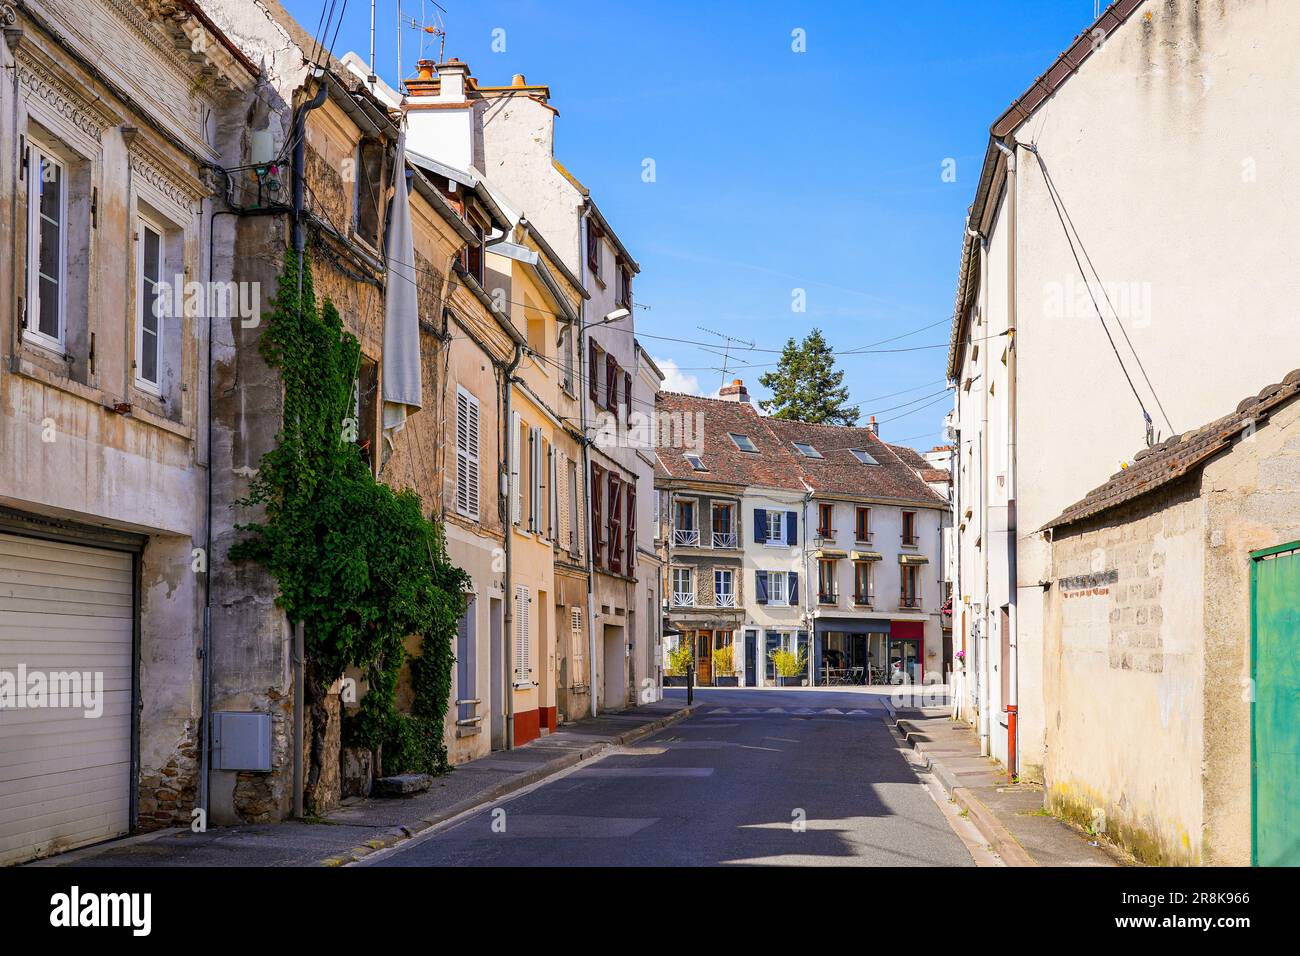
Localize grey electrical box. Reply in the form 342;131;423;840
212;712;272;771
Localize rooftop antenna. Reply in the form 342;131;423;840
368;0;377;89
697;326;756;387
399;1;447;89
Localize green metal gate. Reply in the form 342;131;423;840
1251;541;1300;866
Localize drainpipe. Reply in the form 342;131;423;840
577;207;599;719
501;344;524;749
971;217;991;757
994;135;1020;781
801;489;814;685
291;73;327;818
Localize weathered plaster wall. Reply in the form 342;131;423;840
1045;485;1207;865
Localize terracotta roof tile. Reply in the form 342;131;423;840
1044;368;1300;531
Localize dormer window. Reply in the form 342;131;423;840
792;441;823;459
728;432;757;453
684;453;706;471
850;448;878;465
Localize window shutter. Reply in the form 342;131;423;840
590;463;604;568
557;450;569;546
607;474;622;574
510;411;522;524
788;572;799;605
754;508;767;544
514;585;531;683
570;606;585;685
548;444;557;540
456;389;480;518
756;570;769;604
589;340;599;403
624;371;632;418
786;511;798;546
456;606;474;721
606;355;617;414
625;484;637;570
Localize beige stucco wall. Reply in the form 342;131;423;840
1045;487;1207;864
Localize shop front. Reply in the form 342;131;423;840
815;617;926;684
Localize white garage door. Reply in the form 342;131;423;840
0;532;134;865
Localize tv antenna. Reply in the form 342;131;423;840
697;326;756;386
399;0;447;89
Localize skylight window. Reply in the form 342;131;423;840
849;448;879;465
792;442;823;459
684;453;707;471
728;432;758;453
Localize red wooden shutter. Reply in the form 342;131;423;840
607;474;622;574
625;484;637;573
624;371;632;418
590;463;604;568
589;341;599;403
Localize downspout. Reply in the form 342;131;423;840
970;218;991;757
578;207;599;718
291;73;327;818
501;344;524;748
994;135;1020;781
801;488;813;685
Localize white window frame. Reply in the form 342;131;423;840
455;386;481;518
765;511;785;546
714;569;735;607
768;570;788;606
672;567;693;607
25;140;67;352
134;213;166;395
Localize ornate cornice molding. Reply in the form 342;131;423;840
16;46;121;141
123;125;208;212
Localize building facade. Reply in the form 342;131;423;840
948;0;1300;781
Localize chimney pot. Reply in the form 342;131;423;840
416;59;436;80
868;415;879;435
512;73;527;87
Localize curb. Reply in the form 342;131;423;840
320;705;696;866
884;713;1037;868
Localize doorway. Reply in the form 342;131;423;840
602;624;626;711
1251;542;1300;866
695;629;713;685
489;597;504;751
744;629;758;686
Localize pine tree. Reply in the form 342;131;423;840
757;328;859;425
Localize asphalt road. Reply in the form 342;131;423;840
368;688;975;867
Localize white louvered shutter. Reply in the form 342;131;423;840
456;388;480;518
548;444;557;540
514;585;531;683
510;411;521;525
557;451;570;548
570;606;584;686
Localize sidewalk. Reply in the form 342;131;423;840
28;699;693;868
887;709;1125;867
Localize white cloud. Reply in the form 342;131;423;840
656;357;705;396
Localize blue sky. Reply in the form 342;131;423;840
281;0;1104;449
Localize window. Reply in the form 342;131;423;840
768;571;787;606
674;499;698;546
672;568;693;607
625;484;637;571
792;441;823;459
25;142;66;348
355;358;379;472
817;503;833;538
606;353;619;416
464;219;485;284
711;503;736;549
855;507;871;542
766;511;784;545
570;607;586;687
854;561;874;605
135;216;164;393
354;139;385;248
714;569;735;607
607;474;623;574
455;387;481;518
901;565;921;608
559;323;575;394
590;463;605;567
818;559;838;604
902;511;919;546
589;340;601;404
617;262;632;308
728;432;757;453
513;585;532;684
850;448;879;465
456;598;478;724
510;412;523;524
567;458;581;555
684;453;707;472
587;222;601;277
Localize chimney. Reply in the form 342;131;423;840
867;415;879;435
403;58;474;173
719;379;750;403
512;73;527;87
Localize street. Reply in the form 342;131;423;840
365;689;976;867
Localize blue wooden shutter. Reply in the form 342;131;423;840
786;511;798;546
754;508;767;543
756;570;769;604
788;571;799;605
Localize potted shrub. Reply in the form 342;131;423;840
664;641;693;687
712;645;738;687
769;647;808;687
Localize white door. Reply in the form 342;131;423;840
0;533;134;865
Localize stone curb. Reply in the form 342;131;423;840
320;705;697;866
884;713;1037;868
